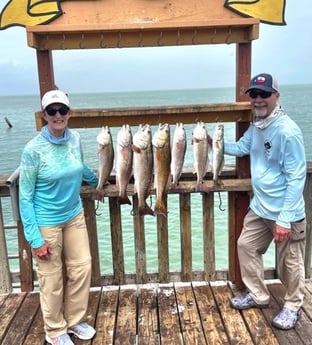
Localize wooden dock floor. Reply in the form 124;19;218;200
1;280;312;345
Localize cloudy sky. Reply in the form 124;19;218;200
0;0;311;95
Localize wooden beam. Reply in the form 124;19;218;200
35;102;253;130
27;19;259;50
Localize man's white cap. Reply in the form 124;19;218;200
41;90;70;110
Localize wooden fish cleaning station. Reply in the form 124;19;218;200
1;1;312;344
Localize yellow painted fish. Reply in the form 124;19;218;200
96;126;114;191
212;123;224;185
171;122;187;186
152;123;171;216
132;124;154;216
116;124;133;205
192;121;209;191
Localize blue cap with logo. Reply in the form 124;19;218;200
245;73;279;93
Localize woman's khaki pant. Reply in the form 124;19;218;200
238;209;306;311
35;211;92;337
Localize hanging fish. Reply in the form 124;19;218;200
212;123;224;185
132;124;154;216
96;126;114;191
192;121;209;191
171;122;187;186
152;123;171;216
116;124;133;205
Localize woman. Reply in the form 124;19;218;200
19;90;102;345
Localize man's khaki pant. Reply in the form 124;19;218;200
35;211;92;337
238;209;306;311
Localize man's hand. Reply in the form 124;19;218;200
274;224;291;243
33;243;52;260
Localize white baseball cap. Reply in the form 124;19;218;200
41;90;70;110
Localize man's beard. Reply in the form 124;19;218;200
254;106;268;118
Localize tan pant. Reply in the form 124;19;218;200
238;209;306;311
35;211;92;337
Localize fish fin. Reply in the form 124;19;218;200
132;144;141;154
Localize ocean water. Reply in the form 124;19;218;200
1;85;311;274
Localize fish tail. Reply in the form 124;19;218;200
138;203;154;217
154;199;168;217
118;195;132;205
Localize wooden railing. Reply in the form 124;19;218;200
1;167;311;293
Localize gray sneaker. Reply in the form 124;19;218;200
230;293;269;310
46;333;74;345
272;307;301;330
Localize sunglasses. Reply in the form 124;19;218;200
45;106;69;116
249;90;273;99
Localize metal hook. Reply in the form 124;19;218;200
158;31;163;46
117;31;122;48
210;27;217;44
79;33;85;49
138;30;143;47
176;29;181;45
60;33;66;50
225;27;232;44
100;32;106;48
192;29;198;45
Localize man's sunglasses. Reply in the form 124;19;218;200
45;106;69;116
249;90;274;99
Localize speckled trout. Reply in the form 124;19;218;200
192;121;209;190
212;123;224;185
116;124;133;205
152;123;171;216
132;124;154;216
171;122;186;186
96;126;114;191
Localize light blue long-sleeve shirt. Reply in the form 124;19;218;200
19;129;98;249
225;110;306;228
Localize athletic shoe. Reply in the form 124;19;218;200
272;307;301;330
45;333;74;345
230;293;269;310
68;322;96;340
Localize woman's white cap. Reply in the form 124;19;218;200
41;90;70;110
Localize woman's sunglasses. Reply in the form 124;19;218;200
45;106;69;116
249;90;274;99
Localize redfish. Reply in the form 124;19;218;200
132;124;154;216
212;123;224;185
152;123;171;216
116;124;133;205
171;122;186;186
192;121;209;191
96;126;114;191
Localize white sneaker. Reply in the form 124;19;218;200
68;322;96;340
45;333;74;345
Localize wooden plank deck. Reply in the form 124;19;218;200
1;280;312;345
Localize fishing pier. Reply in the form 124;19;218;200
1;0;312;344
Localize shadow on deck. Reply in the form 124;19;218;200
1;280;312;345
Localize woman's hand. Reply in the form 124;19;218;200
33;243;52;260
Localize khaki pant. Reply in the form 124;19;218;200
35;211;92;337
238;209;306;311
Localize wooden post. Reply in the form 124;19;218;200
36;50;55;98
0;199;12;293
230;42;252;288
304;168;312;278
180;193;192;282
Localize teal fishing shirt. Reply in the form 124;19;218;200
225;107;306;228
19;127;98;249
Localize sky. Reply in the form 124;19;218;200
0;0;311;95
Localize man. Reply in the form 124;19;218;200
225;73;306;330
